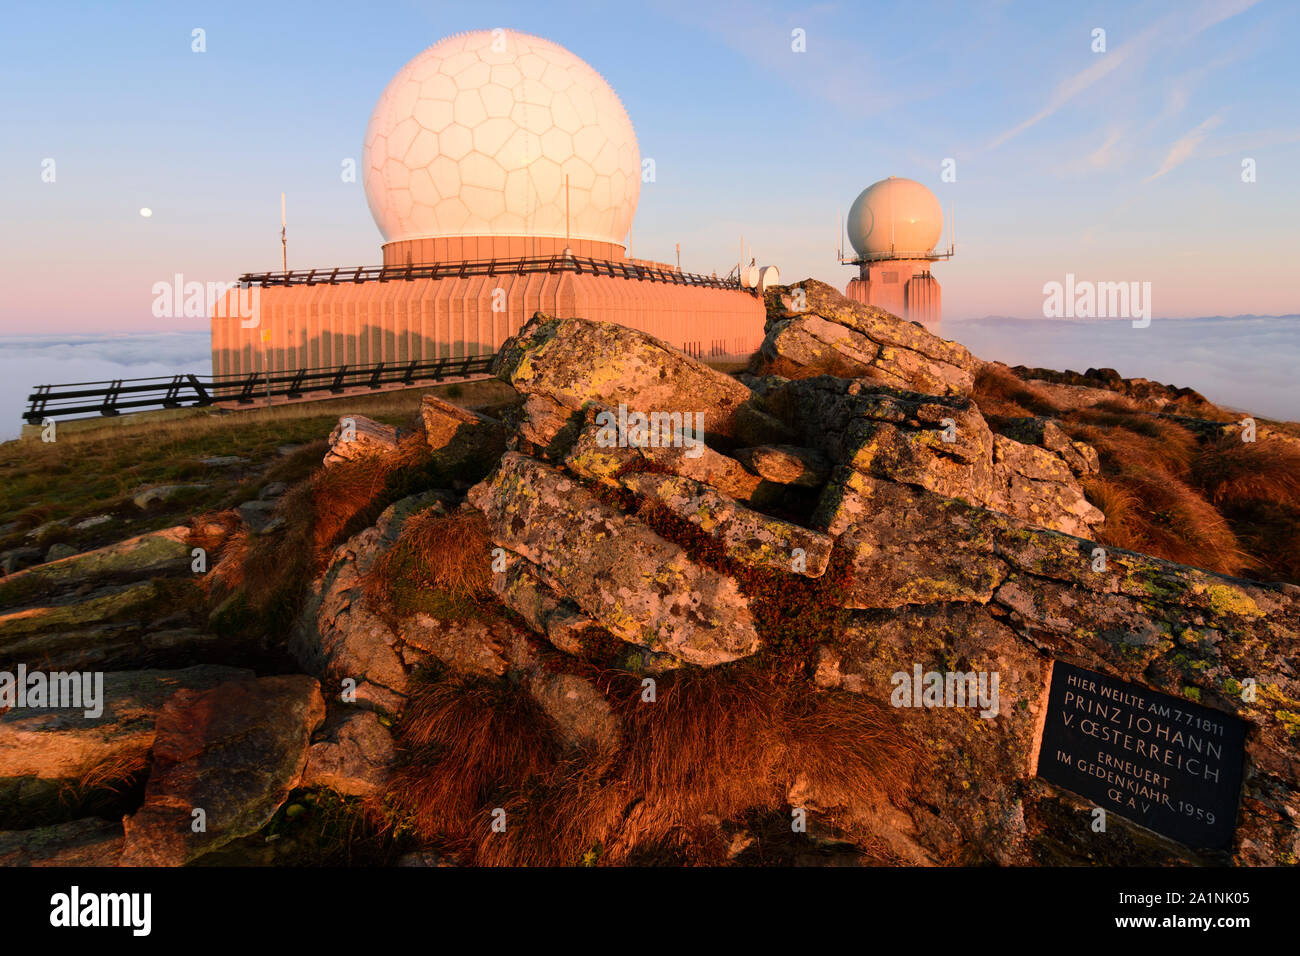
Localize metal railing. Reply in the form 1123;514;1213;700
24;355;495;424
238;254;745;291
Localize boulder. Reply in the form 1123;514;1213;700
761;280;978;397
490;554;597;656
120;675;326;866
525;672;621;754
812;464;1300;864
292;492;449;714
770;377;1102;536
323;415;405;466
564;419;764;502
302;709;395;798
468;453;760;666
494;313;753;442
733;445;831;487
995;416;1100;477
0;526;191;588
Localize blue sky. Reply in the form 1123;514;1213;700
1;0;1297;332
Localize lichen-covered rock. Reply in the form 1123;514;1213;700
490;554;597;656
770;377;1101;536
814;465;1300;865
989;434;1104;537
564;419;763;502
0;526;191;589
510;392;582;457
761;279;978;397
620;472;833;578
323;415;406;466
468;453;760;666
494;313;752;441
120;675;325;866
995;416;1100;477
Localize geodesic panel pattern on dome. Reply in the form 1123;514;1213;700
363;30;641;248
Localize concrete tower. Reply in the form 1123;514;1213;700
842;176;950;326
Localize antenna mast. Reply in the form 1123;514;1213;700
280;193;287;273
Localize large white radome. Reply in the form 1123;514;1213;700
363;30;641;247
846;177;944;259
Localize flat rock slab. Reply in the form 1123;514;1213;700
120;675;325;866
0;665;252;821
0;818;125;867
469;453;760;666
1;526;191;589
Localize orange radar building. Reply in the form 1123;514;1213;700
841;176;951;327
211;30;766;382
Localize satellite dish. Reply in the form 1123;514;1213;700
740;265;760;288
758;265;780;293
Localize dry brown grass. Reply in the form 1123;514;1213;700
751;352;875;381
220;433;436;629
384;664;918;866
381;677;562;843
1085;474;1244;574
971;364;1061;418
364;508;492;608
1192;438;1300;506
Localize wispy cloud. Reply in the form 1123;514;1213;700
1145;110;1227;181
985;0;1261;151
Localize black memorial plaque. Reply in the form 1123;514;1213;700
1037;661;1246;849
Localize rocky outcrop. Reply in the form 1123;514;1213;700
120;675;325;866
468;453;760;666
564;418;764;501
811;464;1300;864
761;280;978;397
0;526;191;589
494;313;753;442
291;492;451;713
763;376;1103;537
733;444;831;487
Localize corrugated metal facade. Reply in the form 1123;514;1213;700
210;269;765;380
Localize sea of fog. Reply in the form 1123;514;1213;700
945;315;1299;422
0;317;1296;442
0;332;213;442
